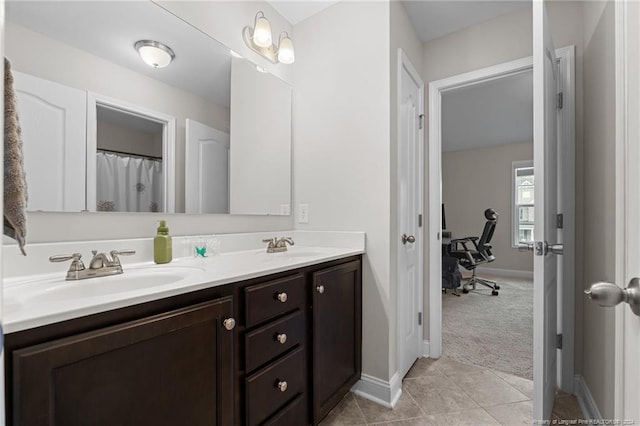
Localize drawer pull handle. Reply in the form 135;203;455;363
316;285;325;294
277;380;288;392
276;333;287;344
276;292;288;303
223;318;236;331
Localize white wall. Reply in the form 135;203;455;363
442;141;534;272
3;1;294;243
97;121;163;158
230;57;291;215
581;0;615;418
421;2;586;377
293;1;392;380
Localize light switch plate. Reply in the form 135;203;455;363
298;204;309;223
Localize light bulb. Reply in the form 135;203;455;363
277;33;295;64
253;13;272;48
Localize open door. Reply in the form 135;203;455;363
532;0;561;421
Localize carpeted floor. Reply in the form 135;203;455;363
442;274;533;379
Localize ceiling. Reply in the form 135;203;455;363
403;1;531;42
6;1;232;108
266;1;340;25
442;70;533;152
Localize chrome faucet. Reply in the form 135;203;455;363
50;249;136;280
262;237;295;253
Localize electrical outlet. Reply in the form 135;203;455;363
298;204;309;223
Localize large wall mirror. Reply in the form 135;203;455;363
5;1;292;215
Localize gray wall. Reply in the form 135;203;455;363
442;141;534;272
581;0;615;418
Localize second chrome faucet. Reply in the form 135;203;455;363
262;237;295;253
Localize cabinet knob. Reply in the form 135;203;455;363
276;292;288;303
276;333;287;344
277;380;288;392
316;285;325;294
223;318;236;331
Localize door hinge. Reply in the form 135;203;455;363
418;214;423;228
556;213;564;229
418;312;422;326
419;114;425;130
556;333;563;349
557;92;564;109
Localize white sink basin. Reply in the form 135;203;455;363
9;265;204;304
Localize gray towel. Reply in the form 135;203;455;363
4;58;27;255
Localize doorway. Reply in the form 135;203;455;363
427;48;575;389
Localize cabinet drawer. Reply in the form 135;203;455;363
245;310;304;373
263;394;306;426
245;274;304;326
246;347;305;426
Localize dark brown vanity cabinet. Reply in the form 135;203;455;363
5;255;362;426
311;260;362;424
10;297;235;426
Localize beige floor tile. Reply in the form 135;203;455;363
319;393;366;426
404;358;444;379
354;388;423;423
431;357;488;377
490;369;534;400
484;400;533;425
404;374;479;415
425;408;500;425
455;370;529;407
551;395;584;421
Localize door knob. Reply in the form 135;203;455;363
518;243;534;252
402;234;416;245
546;242;564;255
585;278;640;317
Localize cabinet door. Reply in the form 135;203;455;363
12;297;234;426
311;260;362;424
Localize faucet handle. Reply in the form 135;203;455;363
49;253;83;263
110;249;136;265
49;253;85;272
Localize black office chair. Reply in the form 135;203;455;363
449;208;500;296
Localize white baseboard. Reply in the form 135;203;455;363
574;375;602;420
422;340;430;357
351;372;402;408
474;266;534;279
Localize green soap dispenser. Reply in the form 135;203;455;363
154;220;172;264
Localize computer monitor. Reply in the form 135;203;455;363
442;203;447;230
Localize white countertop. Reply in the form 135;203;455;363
3;231;365;334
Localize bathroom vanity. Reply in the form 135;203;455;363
3;234;363;426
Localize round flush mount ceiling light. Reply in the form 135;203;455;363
135;40;175;69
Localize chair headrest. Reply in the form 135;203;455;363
484;208;498;221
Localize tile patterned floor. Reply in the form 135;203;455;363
319;357;585;425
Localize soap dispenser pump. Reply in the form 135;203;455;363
154;220;172;264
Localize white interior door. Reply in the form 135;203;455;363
533;0;560;421
185;119;230;214
13;72;86;212
397;50;424;378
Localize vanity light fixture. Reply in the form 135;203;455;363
135;40;175;69
242;11;295;64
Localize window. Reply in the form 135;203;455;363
512;160;534;247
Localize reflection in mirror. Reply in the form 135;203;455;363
5;1;292;215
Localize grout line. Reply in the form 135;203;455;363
481;406;505;425
403;381;430;419
350;391;369;425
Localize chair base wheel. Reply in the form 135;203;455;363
492;290;499;296
494;285;501;290
462;288;469;294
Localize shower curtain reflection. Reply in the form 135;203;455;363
96;151;163;213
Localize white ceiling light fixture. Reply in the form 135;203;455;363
135;40;175;69
242;11;295;64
